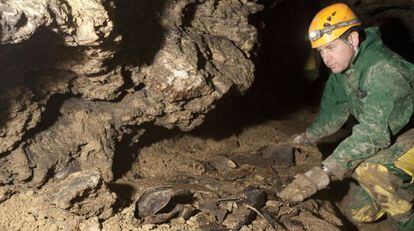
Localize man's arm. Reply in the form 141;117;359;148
279;75;349;202
279;65;413;202
306;74;350;142
323;66;414;179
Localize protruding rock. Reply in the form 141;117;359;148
223;207;255;231
0;0;261;189
47;169;116;219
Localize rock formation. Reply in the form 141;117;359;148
0;0;262;188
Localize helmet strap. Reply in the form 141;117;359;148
340;37;353;47
340;34;359;53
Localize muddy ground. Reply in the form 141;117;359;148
0;104;396;230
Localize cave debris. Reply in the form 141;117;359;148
46;169;116;219
244;204;279;231
223;206;256;231
134;186;194;225
207;156;238;172
224;170;248;181
133;185;270;229
135;187;175;218
198;198;229;224
232;144;294;168
239;188;266;208
218;188;267;230
126;136;343;230
140;204;184;225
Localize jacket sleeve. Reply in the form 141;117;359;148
306;75;350;141
323;65;413;179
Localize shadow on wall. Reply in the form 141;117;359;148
108;0;171;179
0;27;83;127
110;0;169;67
112;123;178;179
185;0;323;140
380;17;414;62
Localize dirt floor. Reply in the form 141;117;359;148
0;108;396;230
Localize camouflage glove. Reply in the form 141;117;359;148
278;166;330;202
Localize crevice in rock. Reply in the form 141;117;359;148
112;124;180;180
21;94;71;144
112;127;141;180
110;0;169;66
107;183;135;212
194;42;208;71
0;26;80;116
181;1;200;30
107;67;136;103
14;12;28;29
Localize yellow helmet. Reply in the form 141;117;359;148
308;3;361;48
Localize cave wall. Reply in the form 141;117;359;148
0;0;262;187
350;0;414;61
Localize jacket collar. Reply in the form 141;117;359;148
350;27;383;68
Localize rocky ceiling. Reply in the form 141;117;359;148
0;0;412;191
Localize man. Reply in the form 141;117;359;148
278;3;414;230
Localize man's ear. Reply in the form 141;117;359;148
348;31;359;50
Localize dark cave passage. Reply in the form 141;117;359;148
195;0;414;136
186;0;323;137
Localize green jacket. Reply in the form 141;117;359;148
306;27;414;179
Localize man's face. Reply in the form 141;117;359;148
317;38;355;73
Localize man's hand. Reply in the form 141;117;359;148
278;166;330;202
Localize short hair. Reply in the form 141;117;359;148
340;25;366;45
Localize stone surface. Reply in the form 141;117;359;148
223;207;255;231
0;0;261;188
0;187;15;204
47;169;116;219
0;0;113;46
